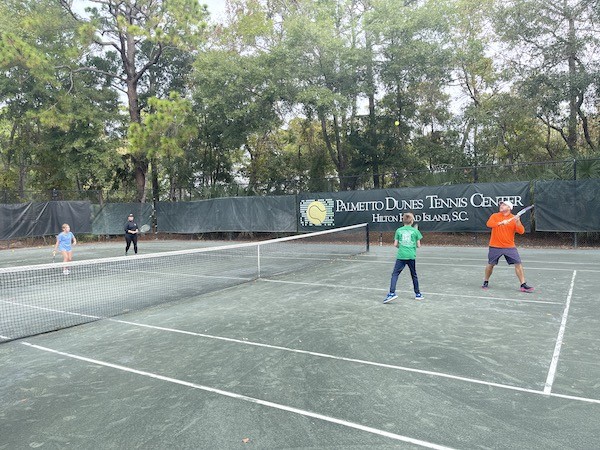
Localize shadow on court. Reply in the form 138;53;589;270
1;245;599;449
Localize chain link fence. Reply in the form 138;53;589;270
3;158;600;248
3;158;598;203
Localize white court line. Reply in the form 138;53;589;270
5;299;600;405
0;299;101;319
20;342;454;450
548;392;600;405
359;254;600;267
112;319;547;396
0;297;565;397
260;279;562;305
353;259;600;273
544;270;577;395
111;319;600;405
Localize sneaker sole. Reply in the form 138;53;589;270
383;296;398;304
520;288;534;293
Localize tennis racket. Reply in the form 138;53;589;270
506;205;534;223
140;224;151;233
52;250;56;263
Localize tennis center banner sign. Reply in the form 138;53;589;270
298;182;531;232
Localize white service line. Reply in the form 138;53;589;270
353;259;600;273
260;279;562;305
111;319;600;405
7;299;600;407
548;392;600;405
359;254;600;267
0;301;566;399
112;318;547;396
20;341;455;450
543;270;577;395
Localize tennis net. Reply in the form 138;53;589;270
0;223;369;343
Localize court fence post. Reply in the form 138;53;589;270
257;244;261;278
573;158;578;248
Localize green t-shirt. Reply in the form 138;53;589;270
394;225;423;260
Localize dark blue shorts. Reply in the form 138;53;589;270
488;247;522;265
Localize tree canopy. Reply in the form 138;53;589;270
1;0;599;202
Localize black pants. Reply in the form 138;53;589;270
125;234;138;254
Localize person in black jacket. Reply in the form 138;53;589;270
124;213;139;255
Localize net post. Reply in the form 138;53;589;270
365;223;370;252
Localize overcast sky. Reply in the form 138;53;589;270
72;1;227;22
202;0;226;22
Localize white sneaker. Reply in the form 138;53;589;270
63;269;70;275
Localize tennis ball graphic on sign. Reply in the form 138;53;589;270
307;201;327;225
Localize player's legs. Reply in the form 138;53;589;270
389;259;407;294
132;234;138;254
60;250;72;274
483;247;502;288
514;263;526;284
502;248;532;290
125;234;132;254
406;259;420;295
484;264;494;281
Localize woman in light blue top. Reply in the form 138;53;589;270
53;223;76;274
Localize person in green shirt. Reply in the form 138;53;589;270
384;212;423;303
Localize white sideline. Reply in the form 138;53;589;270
543;270;577;395
15;317;600;406
20;342;454;450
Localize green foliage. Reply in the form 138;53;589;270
2;0;600;200
0;0;123;197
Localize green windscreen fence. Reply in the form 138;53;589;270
0;201;91;240
3;180;600;238
91;203;154;235
534;179;600;232
155;196;297;233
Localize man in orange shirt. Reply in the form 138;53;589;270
482;200;534;292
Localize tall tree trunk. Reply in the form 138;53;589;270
151;158;159;203
319;112;340;178
126;75;147;202
566;15;578;156
332;114;347;189
365;28;379;189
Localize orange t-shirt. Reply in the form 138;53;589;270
487;212;525;248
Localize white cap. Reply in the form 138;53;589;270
500;200;513;210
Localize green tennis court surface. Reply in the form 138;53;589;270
1;242;599;448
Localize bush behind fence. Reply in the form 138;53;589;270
3;159;600;204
